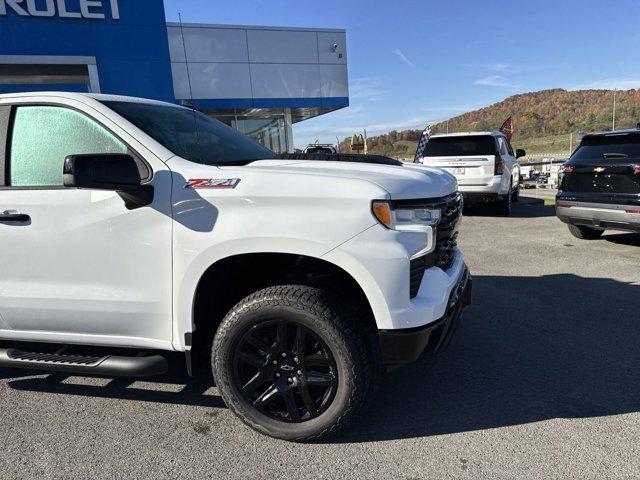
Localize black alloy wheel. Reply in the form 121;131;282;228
233;319;338;423
212;285;370;441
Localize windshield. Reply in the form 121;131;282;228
572;134;640;161
103;101;275;166
423;136;498;157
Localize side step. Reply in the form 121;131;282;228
0;349;168;377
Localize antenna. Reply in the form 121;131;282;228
179;13;194;104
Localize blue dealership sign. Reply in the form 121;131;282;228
0;0;175;101
0;0;121;20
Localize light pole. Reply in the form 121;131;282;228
569;132;573;154
612;88;617;131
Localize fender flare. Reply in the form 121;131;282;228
172;237;387;350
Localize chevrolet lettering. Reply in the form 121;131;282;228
0;0;120;20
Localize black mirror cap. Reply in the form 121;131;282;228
516;148;526;159
63;154;142;191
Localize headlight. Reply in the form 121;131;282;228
372;200;441;231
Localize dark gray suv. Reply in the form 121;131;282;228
556;129;640;239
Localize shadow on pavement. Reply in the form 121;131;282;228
604;232;640;247
4;274;639;442
5;357;225;409
332;273;640;443
464;201;556;219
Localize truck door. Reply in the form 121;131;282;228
0;101;173;349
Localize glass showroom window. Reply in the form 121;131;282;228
212;110;290;153
233;117;287;153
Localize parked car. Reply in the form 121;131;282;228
303;142;337;155
557;129;640;239
0;92;471;441
416;132;525;215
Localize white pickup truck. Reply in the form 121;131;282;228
0;92;471;441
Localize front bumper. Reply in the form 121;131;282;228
556;200;640;232
378;268;472;368
323;220;468;331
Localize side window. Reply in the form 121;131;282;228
506;139;515;156
497;137;509;156
9;106;127;187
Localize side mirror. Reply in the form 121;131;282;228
515;149;526;159
63;154;142;191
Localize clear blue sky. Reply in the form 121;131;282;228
164;0;640;148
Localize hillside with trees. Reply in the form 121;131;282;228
338;88;640;159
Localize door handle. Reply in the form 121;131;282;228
0;210;31;223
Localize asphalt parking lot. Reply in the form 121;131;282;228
1;198;639;480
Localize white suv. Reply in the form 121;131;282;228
0;92;471;441
417;131;525;215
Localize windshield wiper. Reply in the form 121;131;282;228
603;152;629;158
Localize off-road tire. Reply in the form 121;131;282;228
568;224;605;240
211;285;370;442
496;183;513;216
512;183;520;202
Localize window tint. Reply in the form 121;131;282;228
571;134;640;161
423;136;498;157
103;101;275;166
9;106;127;187
505;139;515;156
497;137;509;156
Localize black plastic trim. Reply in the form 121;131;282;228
184;332;193;377
0;105;10;186
557;192;640;207
275;152;403;166
0;348;168;377
557;215;640;232
462;192;503;203
390;191;462;210
378;318;444;367
380;269;471;368
117;185;155;210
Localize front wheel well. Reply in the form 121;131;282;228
189;253;376;374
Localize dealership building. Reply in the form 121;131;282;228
0;0;349;152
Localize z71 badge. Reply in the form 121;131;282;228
185;178;241;189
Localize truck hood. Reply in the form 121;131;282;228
243;160;457;199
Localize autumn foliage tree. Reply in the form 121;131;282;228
339;88;640;157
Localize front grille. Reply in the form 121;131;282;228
433;231;459;269
441;195;464;226
409;255;428;298
406;193;463;299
